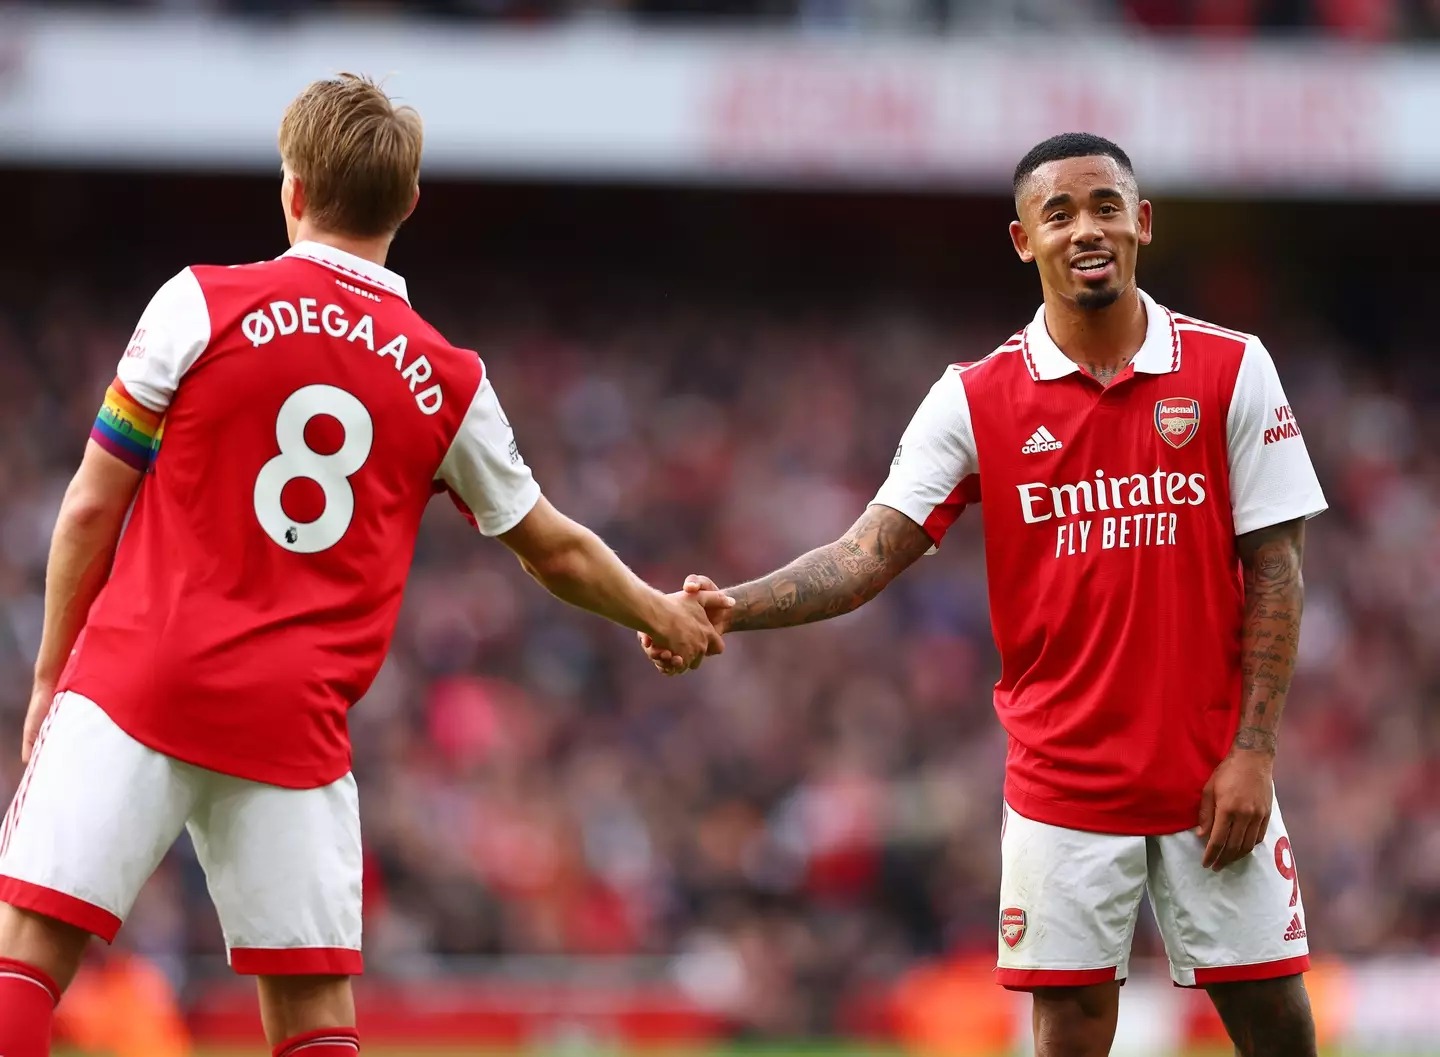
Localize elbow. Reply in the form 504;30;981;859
59;489;126;534
519;537;585;590
501;501;595;593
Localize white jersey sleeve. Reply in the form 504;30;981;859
116;268;211;412
1226;337;1327;536
871;364;979;544
437;373;542;537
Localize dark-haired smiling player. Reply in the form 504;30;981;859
643;133;1327;1056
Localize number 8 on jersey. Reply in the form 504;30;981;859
254;384;374;554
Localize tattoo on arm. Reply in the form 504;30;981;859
1233;518;1306;757
723;505;934;632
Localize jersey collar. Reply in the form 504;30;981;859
282;241;410;305
1021;289;1180;382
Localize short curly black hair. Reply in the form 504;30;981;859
1013;132;1134;198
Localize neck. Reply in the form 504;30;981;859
1042;282;1147;370
292;223;393;269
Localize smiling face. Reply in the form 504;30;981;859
1010;155;1152;312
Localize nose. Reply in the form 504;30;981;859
1072;210;1103;244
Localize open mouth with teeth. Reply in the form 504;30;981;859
1070;254;1115;281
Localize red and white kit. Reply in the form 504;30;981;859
0;243;541;974
874;291;1325;988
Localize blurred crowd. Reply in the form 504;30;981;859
16;0;1440;39
0;183;1437;1034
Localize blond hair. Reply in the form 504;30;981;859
278;74;424;238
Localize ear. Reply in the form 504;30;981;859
402;185;420;224
1137;199;1153;247
1009;219;1035;263
286;174;307;224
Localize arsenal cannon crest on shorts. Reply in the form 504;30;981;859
1000;907;1028;948
1154;397;1201;449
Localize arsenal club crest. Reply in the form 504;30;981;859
1154;397;1201;449
1000;907;1027;949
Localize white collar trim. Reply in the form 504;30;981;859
282;241;409;304
1022;289;1179;381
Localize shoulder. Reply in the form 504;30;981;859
185;259;290;314
950;329;1029;390
905;329;1027;429
1171;310;1253;344
406;311;468;359
1164;310;1288;421
189;255;361;294
1168;309;1254;367
139;267;210;334
404;312;487;385
148;265;206;301
188;258;282;286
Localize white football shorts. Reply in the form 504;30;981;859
996;799;1309;989
0;691;362;975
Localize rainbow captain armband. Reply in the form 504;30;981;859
91;379;164;471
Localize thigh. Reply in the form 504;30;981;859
996;803;1149;990
189;771;362;976
1149;792;1310;987
0;692;196;941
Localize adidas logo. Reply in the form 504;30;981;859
1021;426;1063;454
1284;913;1306;941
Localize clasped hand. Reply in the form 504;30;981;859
641;576;730;674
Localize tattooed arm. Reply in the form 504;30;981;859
644;361;975;670
1197;517;1306;870
1233;518;1306;756
720;504;935;632
640;504;934;671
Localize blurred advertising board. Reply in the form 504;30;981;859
3;11;1440;194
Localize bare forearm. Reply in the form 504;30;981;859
1234;519;1306;756
724;504;932;632
526;535;664;635
507;501;665;635
36;500;129;685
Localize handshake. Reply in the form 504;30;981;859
639;575;736;675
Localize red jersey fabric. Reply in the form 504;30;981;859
63;243;541;788
874;293;1326;834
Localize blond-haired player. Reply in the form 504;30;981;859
0;75;729;1056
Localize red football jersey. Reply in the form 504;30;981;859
874;292;1326;835
66;242;541;788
